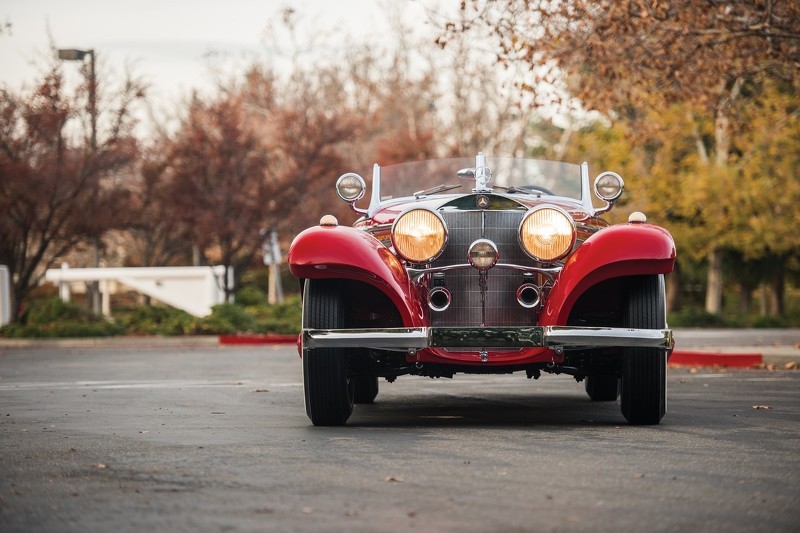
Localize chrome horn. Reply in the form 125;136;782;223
428;286;452;312
516;284;541;309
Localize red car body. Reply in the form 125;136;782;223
290;155;675;426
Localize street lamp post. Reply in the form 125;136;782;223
57;49;96;151
57;48;101;314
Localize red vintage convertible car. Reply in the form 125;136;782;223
289;154;675;426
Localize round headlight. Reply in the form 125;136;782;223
392;209;447;263
468;239;498;270
594;171;624;202
519;206;576;262
336;173;366;202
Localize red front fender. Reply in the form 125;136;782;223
288;225;425;326
541;223;676;325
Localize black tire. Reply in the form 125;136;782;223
585;375;619;401
620;275;667;425
353;376;379;404
302;279;354;426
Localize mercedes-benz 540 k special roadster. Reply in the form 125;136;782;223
289;153;676;426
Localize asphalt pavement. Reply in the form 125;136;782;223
0;344;798;532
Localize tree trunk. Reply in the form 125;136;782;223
665;262;681;313
739;280;753;315
705;248;724;315
688;110;710;166
702;80;742;317
769;258;785;317
223;263;234;303
192;244;201;266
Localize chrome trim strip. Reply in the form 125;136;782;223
303;326;674;351
304;328;429;351
407;263;561;284
580;161;593;213
543;326;673;348
367;163;381;217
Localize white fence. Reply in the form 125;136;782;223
45;265;231;317
0;265;10;326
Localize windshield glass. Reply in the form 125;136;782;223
377;157;582;202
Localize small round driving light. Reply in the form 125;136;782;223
594;171;624;202
392;209;447;263
467;239;498;270
319;214;338;227
519;206;576;262
336;172;366;202
628;211;647;223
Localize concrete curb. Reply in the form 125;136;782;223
670;347;799;368
219;334;296;346
0;335;298;349
0;336;221;349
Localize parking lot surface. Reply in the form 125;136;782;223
1;345;798;532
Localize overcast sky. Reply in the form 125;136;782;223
0;0;429;107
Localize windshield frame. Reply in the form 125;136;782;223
365;156;594;217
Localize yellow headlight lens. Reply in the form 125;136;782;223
392;209;447;263
519;206;576;262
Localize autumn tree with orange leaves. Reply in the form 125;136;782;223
440;0;800;315
149;63;362;299
0;55;144;320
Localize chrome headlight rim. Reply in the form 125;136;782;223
391;208;448;264
593;171;624;202
335;172;366;203
518;204;577;263
467;238;499;270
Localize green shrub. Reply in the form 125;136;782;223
668;307;734;328
24;298;87;325
121;305;195;335
249;294;302;334
750;314;788;328
234;285;267;307
195;302;257;334
1;298;122;338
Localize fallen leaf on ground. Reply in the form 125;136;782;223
784;362;797;370
93;463;108;469
752;405;772;410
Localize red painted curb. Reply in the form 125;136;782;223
669;350;763;368
219;334;297;345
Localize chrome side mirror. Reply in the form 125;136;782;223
593;171;624;215
336;173;367;215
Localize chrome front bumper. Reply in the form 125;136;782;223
303;326;673;352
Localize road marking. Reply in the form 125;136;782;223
0;379;264;391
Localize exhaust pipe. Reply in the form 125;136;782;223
516;283;540;309
428;286;451;312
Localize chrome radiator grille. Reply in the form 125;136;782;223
431;209;538;327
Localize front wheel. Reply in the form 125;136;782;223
302;279;354;426
620;275;667;425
